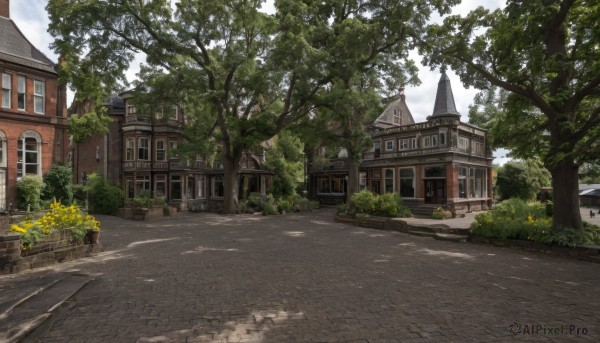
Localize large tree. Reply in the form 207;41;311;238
421;0;600;231
48;0;327;213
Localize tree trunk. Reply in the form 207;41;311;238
222;153;242;214
346;157;360;205
549;157;583;232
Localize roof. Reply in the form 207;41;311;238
373;90;415;129
430;71;460;119
0;16;56;73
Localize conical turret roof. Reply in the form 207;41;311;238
430;71;460;119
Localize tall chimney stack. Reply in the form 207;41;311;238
0;0;9;18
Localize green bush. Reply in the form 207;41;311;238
431;207;452;220
350;191;411;218
276;198;293;213
471;199;600;247
373;193;401;217
17;175;45;211
42;164;73;204
86;173;124;214
351;190;376;214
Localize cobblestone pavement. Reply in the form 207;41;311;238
4;209;599;343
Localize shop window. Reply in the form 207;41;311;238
384;168;394;193
399;168;415;198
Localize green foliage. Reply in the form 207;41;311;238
351;190;376;215
471;199;600;247
421;1;600;231
431;207;452;220
350;190;411;218
336;203;349;215
132;192;153;209
68;110;112;144
42;164;73;205
17;175;45;211
264;131;305;198
579;162;600;184
276;199;293;213
85;173;124;214
496;160;551;201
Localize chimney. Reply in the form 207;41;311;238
399;87;405;102
0;0;9;18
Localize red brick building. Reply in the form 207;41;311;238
310;72;494;216
0;1;68;211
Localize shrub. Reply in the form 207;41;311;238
432;207;452;220
373;193;401;217
17;175;45;211
276;198;293;213
86;173;124;214
470;199;600;247
351;190;376;214
42;164;73;204
336;203;349;215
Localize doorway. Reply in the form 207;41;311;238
424;179;446;204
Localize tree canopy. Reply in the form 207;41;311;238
421;0;600;231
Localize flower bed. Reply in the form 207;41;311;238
9;201;101;254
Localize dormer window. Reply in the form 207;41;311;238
393;108;402;124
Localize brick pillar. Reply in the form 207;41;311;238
0;234;21;274
0;0;9;18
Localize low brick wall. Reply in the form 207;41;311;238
0;234;103;274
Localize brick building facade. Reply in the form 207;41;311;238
309;72;494;217
0;1;68;211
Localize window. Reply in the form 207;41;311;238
156;140;166;161
423;135;438;148
458;136;469;151
171;175;183;200
135;175;151;196
373;141;380;152
138;137;150;160
2;74;11;109
331;176;345;193
410;138;417;149
318;176;330;193
17;132;41;178
385;140;394;151
469;168;486;198
0;130;6;167
393;108;401;124
127;105;137;115
34;80;45;114
211;176;223;198
399;168;415;198
155;175;166;197
169;141;178;158
440;133;446;145
384;168;394;193
126;138;135;161
359;172;367;191
17;76;25;110
458;167;467;198
197;175;205;198
399;139;408;150
472;140;484;155
171;105;178;120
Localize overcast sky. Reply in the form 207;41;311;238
10;0;509;164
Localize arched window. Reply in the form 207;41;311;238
17;130;42;178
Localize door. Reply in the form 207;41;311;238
424;179;446;204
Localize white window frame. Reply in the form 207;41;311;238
211;175;224;198
458;136;469;151
410;137;417;149
385;140;394;152
423;135;438;148
125;138;135;161
156;139;166;161
2;74;12;109
138;137;150;161
17;130;42;178
34;80;45;114
398;138;408;151
17;76;26;111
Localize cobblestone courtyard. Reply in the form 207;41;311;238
3;209;599;343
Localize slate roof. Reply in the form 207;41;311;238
0;16;56;73
430;71;460;118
